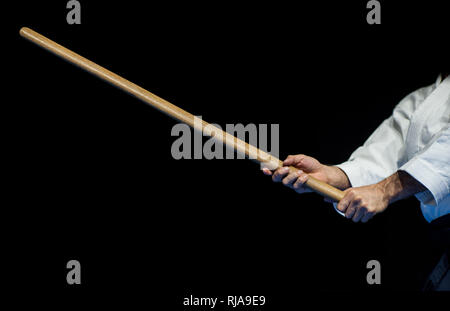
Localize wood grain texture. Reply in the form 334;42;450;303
20;27;345;201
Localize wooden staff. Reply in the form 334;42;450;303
20;27;345;201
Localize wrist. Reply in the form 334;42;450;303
322;165;351;190
374;181;393;205
376;171;426;204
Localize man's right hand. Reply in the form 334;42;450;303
262;154;350;194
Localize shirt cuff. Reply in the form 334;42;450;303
400;157;449;206
335;160;366;188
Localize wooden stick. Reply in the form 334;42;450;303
20;27;345;201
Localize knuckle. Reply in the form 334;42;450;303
345;191;354;200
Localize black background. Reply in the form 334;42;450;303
6;0;450;308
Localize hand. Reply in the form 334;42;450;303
336;184;389;223
262;154;333;194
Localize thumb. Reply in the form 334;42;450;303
283;154;305;167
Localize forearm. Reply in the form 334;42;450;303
377;170;426;204
322;165;352;190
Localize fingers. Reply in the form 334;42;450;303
345;204;357;219
281;170;301;188
337;189;353;214
272;167;290;182
338;188;376;223
271;167;308;191
340;190;366;222
352;205;366;222
345;195;361;219
361;212;374;223
293;171;309;193
262;168;272;176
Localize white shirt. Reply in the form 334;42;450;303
335;76;450;222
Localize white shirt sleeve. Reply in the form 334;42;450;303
336;85;435;188
400;126;450;206
332;84;437;217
